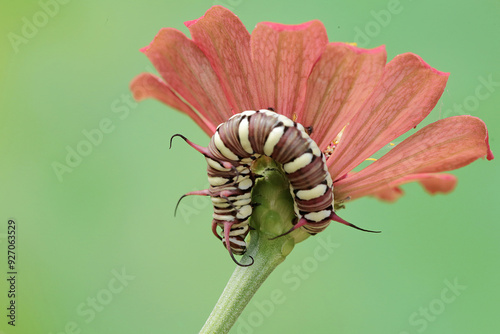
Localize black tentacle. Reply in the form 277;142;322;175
174;194;188;217
169;133;187;149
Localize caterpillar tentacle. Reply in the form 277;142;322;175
212;221;222;241
219;194;240;214
170;133;233;169
174;109;378;266
268;217;309;240
330;213;381;233
174;189;210;217
169;133;206;153
223;221;254;267
269;212;380;240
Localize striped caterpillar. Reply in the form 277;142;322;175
172;109;376;266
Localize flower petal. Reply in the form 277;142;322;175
328;53;449;180
417;173;458;194
130;73;216;135
368;184;404;202
186;6;262;112
140;27;233;129
369;173;457;202
251;20;328;119
300;43;387;149
334;116;493;201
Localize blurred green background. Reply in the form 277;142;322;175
0;0;499;333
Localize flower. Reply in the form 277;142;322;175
130;5;493;209
130;7;495;332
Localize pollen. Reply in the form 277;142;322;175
323;124;348;159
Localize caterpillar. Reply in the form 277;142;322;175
172;108;377;266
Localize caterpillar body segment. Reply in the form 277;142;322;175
172;109;377;266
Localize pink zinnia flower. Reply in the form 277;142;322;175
130;5;493;217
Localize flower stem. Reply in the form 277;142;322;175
199;229;287;333
200;157;311;333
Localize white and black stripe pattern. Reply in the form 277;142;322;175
172;108;377;266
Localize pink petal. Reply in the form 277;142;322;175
328;53;449;180
251;20;329;119
186;6;262;112
300;43;387;150
140;27;233;129
334;116;493;201
369;173;457;202
417;173;458;194
368;185;404;202
130;73;216;135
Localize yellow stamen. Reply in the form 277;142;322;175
292;113;298;122
390;142;395;146
365;158;377;161
323;124;348;159
334;125;347;145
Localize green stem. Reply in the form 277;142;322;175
200;157;310;333
199;229;287;334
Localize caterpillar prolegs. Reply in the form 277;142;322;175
172;109;377;266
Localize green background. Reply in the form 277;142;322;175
1;0;499;333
